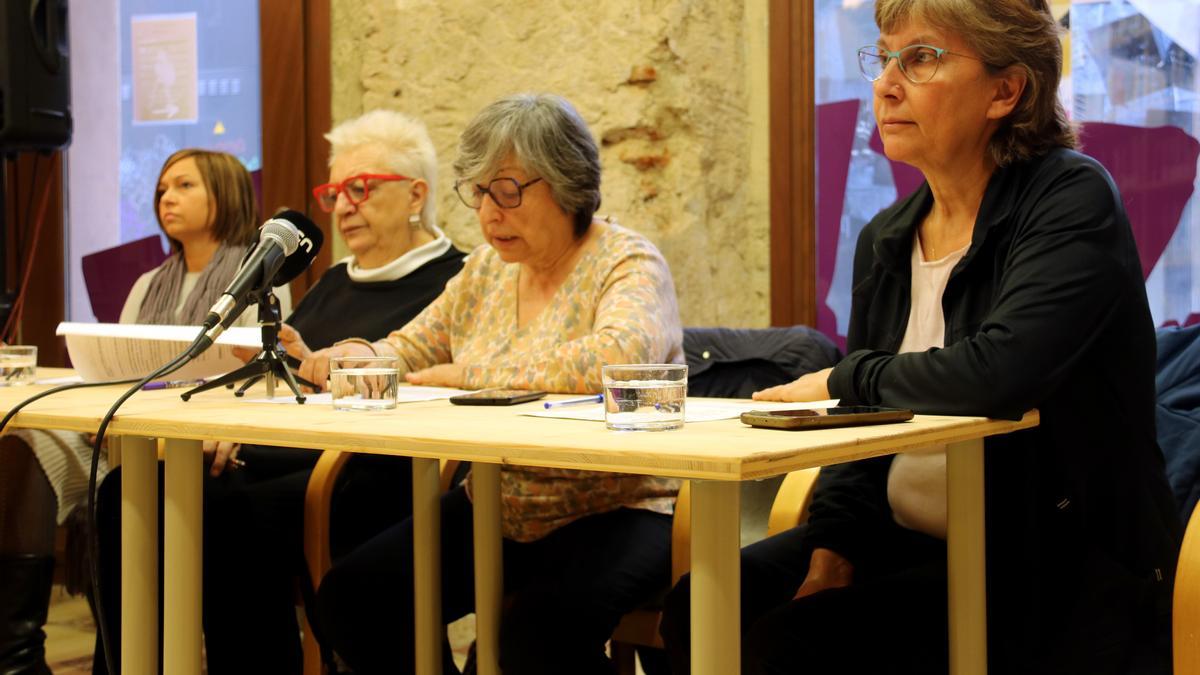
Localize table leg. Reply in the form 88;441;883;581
119;436;157;675
163;439;202;675
411;457;442;674
472;462;502;675
690;480;741;675
947;438;987;675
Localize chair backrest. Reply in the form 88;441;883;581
684;326;841;399
1177;502;1200;674
1156;324;1200;525
767;468;821;538
81;235;169;322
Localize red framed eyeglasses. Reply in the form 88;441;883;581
311;173;412;212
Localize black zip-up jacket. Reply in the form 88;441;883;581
814;148;1180;673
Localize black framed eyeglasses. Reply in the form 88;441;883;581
454;177;543;210
856;44;982;84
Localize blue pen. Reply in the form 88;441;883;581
543;394;604;409
142;379;206;391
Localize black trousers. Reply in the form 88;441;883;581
659;523;949;675
316;485;673;675
93;446;414;675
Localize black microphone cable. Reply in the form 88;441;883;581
85;329;208;675
0;377;141;436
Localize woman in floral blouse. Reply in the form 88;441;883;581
302;93;684;674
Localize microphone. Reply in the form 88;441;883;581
270;210;324;288
190;211;323;356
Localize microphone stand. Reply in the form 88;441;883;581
180;288;312;403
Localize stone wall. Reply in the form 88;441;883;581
330;0;771;326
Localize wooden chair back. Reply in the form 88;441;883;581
301;453;461;675
1177;504;1200;674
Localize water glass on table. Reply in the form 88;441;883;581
330;355;399;411
0;345;37;386
602;363;687;431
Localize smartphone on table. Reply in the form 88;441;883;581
449;388;548;406
740;406;913;430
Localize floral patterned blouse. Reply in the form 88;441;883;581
379;220;685;541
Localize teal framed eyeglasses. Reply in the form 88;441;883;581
856;44;982;84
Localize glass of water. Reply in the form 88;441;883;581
602;363;687;431
0;345;37;387
330;355;399;411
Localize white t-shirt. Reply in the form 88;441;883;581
885;233;969;540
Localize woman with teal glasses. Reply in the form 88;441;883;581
661;1;1178;673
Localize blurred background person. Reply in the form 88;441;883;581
0;149;275;675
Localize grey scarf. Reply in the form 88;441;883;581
136;242;250;325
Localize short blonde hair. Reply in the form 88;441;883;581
325;110;438;231
875;0;1077;166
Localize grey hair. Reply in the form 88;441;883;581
325;109;438;232
453;93;601;237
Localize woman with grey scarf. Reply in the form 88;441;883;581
0;149;286;674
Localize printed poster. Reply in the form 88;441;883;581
131;13;198;125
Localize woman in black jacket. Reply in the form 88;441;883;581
660;1;1179;673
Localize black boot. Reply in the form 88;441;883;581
0;555;54;675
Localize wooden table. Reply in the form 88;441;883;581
0;371;1037;675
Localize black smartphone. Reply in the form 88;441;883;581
740;406;913;430
449;388;549;406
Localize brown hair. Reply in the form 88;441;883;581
874;0;1077;166
154;149;259;251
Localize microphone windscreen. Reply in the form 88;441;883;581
269;210;325;286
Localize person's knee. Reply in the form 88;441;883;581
498;590;556;658
743;607;823;675
658;572;692;650
499;588;612;672
315;564;358;644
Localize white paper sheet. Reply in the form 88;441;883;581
522;399;840;423
56;322;262;383
34;375;84;385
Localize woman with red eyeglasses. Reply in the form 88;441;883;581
200;110;466;675
86;111;466;675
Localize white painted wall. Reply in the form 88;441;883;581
66;0;122;321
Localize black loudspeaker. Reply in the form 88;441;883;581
0;0;71;152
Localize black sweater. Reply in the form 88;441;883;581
286;247;466;349
816;148;1179;674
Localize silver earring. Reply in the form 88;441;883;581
409;214;421;230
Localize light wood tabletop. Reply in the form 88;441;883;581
1;369;1038;675
0;371;1037;480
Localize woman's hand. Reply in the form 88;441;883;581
277;323;312;361
203;440;242;477
752;367;833;402
405;363;466;388
299;342;375;392
232;324;309;365
794;547;854;600
230;346;257;363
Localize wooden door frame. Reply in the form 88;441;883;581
259;0;332;299
2;152;66;365
768;0;815;327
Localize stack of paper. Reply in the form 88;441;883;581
56;322;263;382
